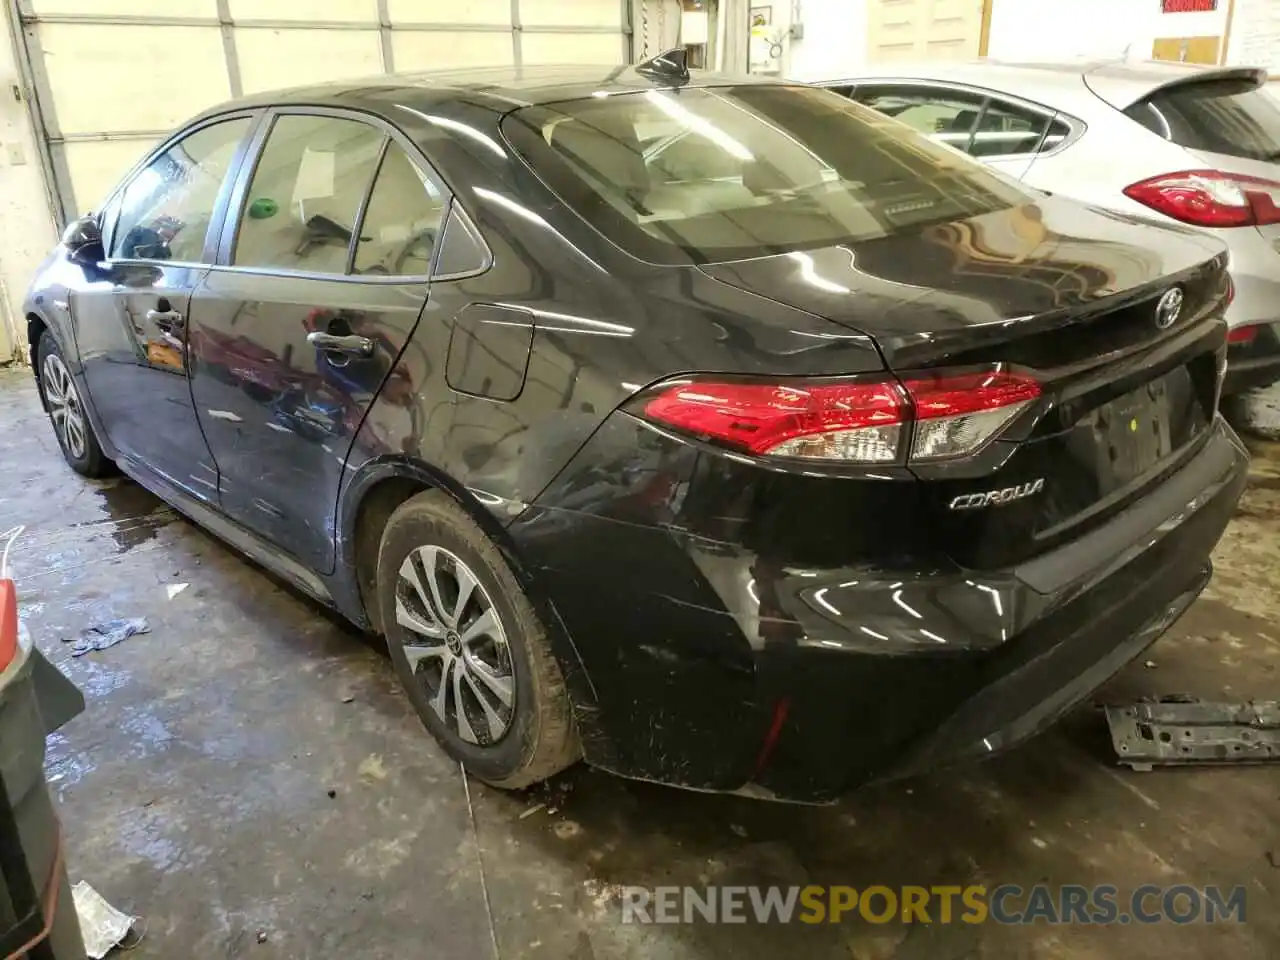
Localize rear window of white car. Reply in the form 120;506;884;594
502;85;1035;264
1126;77;1280;163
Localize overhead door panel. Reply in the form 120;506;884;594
523;0;624;63
31;0;214;14
523;32;624;64
235;28;384;94
393;31;515;71
12;0;631;222
387;0;511;24
33;19;230;212
522;0;622;27
227;0;376;21
39;24;228;133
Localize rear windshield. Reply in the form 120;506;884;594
501;85;1034;264
1125;77;1280;162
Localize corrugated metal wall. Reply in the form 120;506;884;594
10;0;632;223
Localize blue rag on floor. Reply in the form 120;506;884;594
67;617;150;657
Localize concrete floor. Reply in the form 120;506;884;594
1;364;1278;959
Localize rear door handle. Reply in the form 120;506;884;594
146;308;184;331
307;331;374;358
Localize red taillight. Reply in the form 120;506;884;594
641;379;906;461
0;580;17;673
638;368;1040;464
1123;170;1280;228
1227;324;1258;345
902;370;1042;461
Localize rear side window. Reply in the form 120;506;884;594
970;99;1053;158
502;85;1034;264
856;86;986;150
233;115;384;274
857;85;1061;158
1125;78;1280;162
353;144;448;277
1039;117;1071;153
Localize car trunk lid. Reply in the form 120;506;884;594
698;197;1230;569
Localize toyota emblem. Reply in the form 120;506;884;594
1154;287;1184;330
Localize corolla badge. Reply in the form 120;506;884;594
1154;287;1184;330
949;478;1045;511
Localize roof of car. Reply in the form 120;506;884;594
197;63;792;121
796;57;1269;111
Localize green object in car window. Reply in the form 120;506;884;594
248;197;279;219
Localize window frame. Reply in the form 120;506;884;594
213;105;461;284
97;109;265;268
834;78;1086;162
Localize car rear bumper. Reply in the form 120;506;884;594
511;414;1248;803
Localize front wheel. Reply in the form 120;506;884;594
376;490;579;788
39;330;112;477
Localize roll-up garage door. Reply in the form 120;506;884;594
10;0;632;223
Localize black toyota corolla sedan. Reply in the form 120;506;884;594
24;54;1248;802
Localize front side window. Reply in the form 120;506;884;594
110;117;251;262
502;85;1033;264
233;115;385;274
353;144;448;277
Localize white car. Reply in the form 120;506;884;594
799;58;1280;398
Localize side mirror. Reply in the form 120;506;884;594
61;215;103;262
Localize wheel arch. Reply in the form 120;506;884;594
341;456;515;629
27;312;49;406
338;454;600;724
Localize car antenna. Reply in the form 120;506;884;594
636;47;690;84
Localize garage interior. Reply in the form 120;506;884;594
1;0;1279;957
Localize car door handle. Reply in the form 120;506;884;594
147;308;184;330
307;331;374;358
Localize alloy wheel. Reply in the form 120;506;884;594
43;353;87;461
394;545;515;745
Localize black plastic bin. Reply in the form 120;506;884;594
0;579;86;960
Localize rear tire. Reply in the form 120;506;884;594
376;490;579;788
38;330;113;478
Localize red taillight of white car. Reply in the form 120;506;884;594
637;368;1041;464
0;580;17;673
1123;170;1280;228
1227;324;1258;345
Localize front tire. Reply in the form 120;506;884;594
376;490;578;788
38;330;112;478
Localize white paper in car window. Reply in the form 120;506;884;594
378;224;411;243
293;149;336;202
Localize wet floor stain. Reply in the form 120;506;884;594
82;479;174;550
